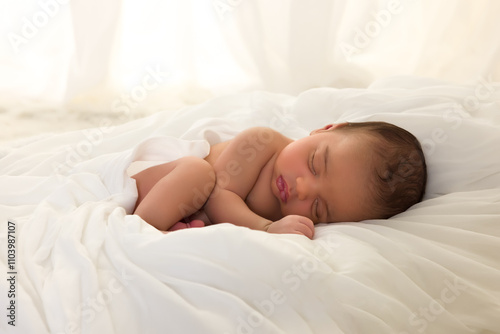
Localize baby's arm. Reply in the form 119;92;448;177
132;156;215;231
204;127;314;238
207;186;272;231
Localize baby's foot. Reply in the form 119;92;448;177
168;219;205;231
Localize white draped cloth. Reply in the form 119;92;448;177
0;77;499;334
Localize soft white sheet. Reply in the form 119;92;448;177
1;76;499;334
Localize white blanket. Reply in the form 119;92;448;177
1;76;499;334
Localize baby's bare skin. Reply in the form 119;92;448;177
133;124;373;238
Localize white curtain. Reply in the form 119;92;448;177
1;0;499;114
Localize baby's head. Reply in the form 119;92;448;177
329;121;427;220
273;121;426;223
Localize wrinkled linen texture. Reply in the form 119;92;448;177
1;76;499;334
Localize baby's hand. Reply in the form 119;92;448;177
267;215;315;239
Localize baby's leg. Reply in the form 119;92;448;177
168;219;205;231
132;156;215;231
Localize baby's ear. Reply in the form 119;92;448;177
310;123;347;135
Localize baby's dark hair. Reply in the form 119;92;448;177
338;121;427;219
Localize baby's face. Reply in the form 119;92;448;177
271;128;374;223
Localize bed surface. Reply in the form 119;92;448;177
1;76;499;334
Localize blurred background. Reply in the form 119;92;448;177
1;0;499;142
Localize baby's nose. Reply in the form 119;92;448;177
296;177;315;201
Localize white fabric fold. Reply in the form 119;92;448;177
1;76;499;334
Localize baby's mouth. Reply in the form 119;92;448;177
276;176;289;203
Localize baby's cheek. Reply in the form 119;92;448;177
282;201;312;220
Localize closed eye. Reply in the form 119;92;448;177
309;150;317;175
324;146;329;174
313;198;319;221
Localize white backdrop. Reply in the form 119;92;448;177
1;0;499;114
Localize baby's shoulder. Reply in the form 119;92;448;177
206;127;288;165
237;127;289;148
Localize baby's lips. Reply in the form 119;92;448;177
276;175;289;203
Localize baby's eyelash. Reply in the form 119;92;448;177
313;198;319;220
310;151;317;175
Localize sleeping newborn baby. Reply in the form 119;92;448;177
131;122;427;239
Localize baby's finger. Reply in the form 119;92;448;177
295;219;315;239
